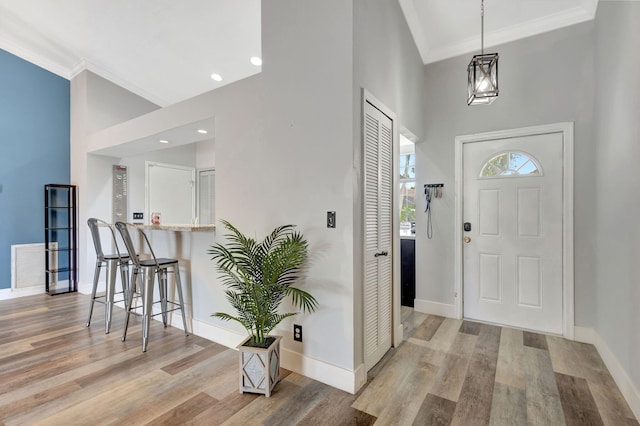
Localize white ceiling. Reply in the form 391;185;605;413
0;0;261;107
400;0;599;64
0;0;602;108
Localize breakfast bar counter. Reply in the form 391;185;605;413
134;224;215;232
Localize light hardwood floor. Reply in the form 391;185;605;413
0;294;637;425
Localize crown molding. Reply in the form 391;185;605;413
407;0;600;64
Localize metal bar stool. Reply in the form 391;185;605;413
86;218;131;333
115;221;189;352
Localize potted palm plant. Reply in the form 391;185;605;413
208;220;318;397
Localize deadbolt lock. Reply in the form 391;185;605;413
464;236;471;243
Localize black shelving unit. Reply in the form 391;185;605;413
44;184;78;295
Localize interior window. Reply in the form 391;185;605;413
399;135;416;236
480;151;542;178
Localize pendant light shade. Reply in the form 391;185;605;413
467;0;499;106
467;53;499;105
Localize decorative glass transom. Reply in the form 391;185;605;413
480;151;542;178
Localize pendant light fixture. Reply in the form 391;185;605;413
467;0;499;105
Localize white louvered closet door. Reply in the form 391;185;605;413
363;100;393;371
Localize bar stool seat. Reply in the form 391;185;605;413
115;221;189;352
86;218;131;334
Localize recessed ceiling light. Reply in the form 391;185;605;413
159;139;169;144
211;73;222;81
250;56;262;66
197;129;208;134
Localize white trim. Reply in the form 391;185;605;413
145;161;196;225
574;326;640;420
281;348;364;394
190;318;363;394
78;280;95;295
573;326;598;344
454;122;575;338
191;318;246;349
0;287;45;300
422;1;599;64
414;299;457;318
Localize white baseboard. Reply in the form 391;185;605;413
414;298;457;318
0;286;45;300
191;318;362;394
281;348;363;394
574;326;640;420
573;326;598;344
78;281;96;295
191;318;246;349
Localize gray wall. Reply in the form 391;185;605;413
257;0;356;370
594;0;640;395
86;71;160;133
417;21;597;326
352;0;426;363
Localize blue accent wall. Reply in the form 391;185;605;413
0;49;70;289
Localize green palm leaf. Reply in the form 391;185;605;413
209;220;317;345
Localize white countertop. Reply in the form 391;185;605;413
133;223;215;232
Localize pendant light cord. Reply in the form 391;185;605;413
481;0;484;55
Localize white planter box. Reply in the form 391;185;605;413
238;335;282;397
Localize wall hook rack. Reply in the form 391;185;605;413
424;183;444;239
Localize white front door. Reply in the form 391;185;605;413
363;99;393;370
463;132;564;334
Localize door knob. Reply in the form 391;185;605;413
374;251;388;257
464;236;471;243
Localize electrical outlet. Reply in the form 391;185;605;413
293;324;303;342
133;212;144;221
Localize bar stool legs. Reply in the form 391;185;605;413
173;268;189;336
86;257;129;333
122;263;188;352
86;261;102;327
86;218;130;334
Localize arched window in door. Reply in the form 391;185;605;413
479;151;543;178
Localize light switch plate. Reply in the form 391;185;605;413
327;211;336;228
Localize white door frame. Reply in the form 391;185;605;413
145;161;196;224
454;122;574;339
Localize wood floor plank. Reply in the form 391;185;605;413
298;388;376;426
524;346;566;426
450;323;501;426
219;379;302;425
555;372;604;426
373;360;440;425
115;349;239;425
411;315;445;342
494;327;525;389
262;380;333;426
429;332;477;402
352;341;430;416
523;331;549;351
412;393;456;426
145;392;218;426
458;320;482;336
489;382;527;426
161;343;227;375
186;391;259;425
